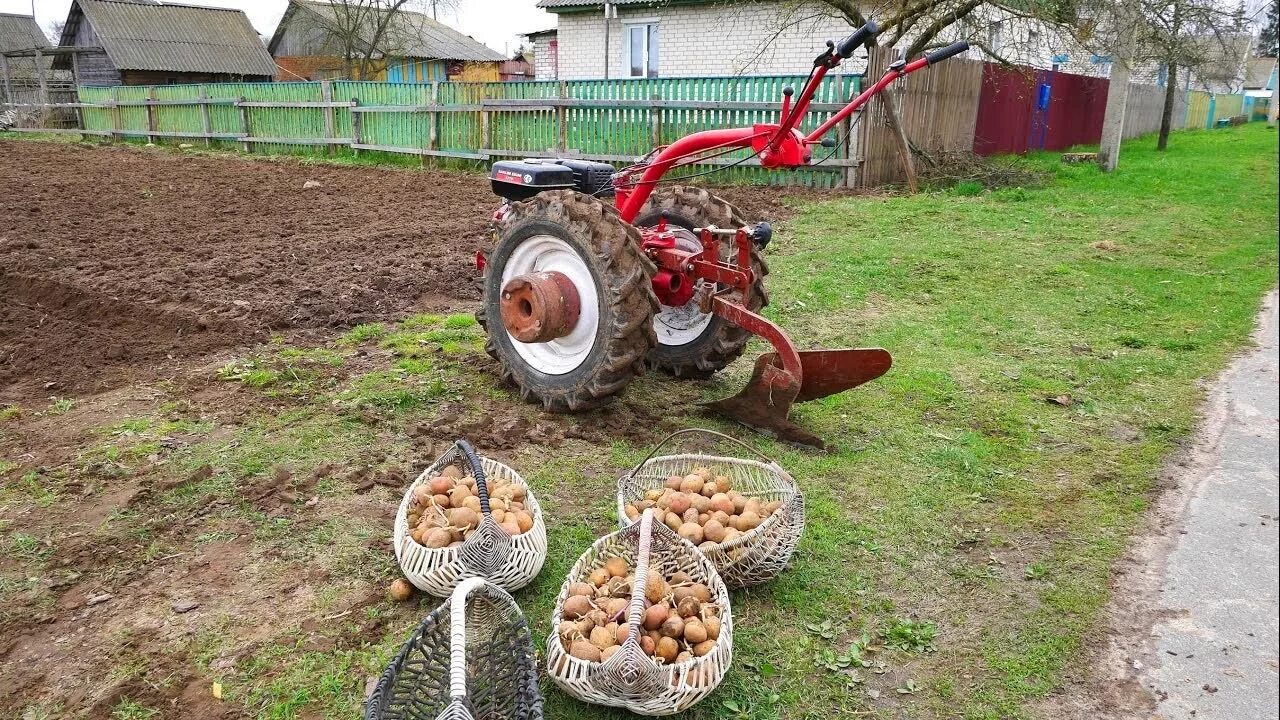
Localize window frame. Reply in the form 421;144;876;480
624;20;659;78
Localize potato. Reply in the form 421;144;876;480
655;636;679;663
432;493;452;509
714;476;732;494
514;511;534;534
684;619;708;644
693;639;717;657
676;596;701;618
624;504;640;521
664;512;683;532
462;495;482;513
644;604;670;633
449;486;472;507
604;557;629;578
450;507;479;532
709;493;735;515
703;519;727;544
645;575;670;604
389;578;413;601
569;639;602;662
665;476;683;491
665;492;691;515
589;625;614;649
500;519;522;536
735;510;761;532
677;522;704;544
730;492;748;513
441;465;463;479
601;645;620;662
679;475;705;495
589;567;610;587
429;476;453;495
423;528;452;548
659;615;684;639
563;595;593;619
704;615;721;640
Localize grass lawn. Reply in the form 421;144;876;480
2;124;1276;720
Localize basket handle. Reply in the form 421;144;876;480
626;428;777;478
455;439;491;516
625;509;655;639
449;576;488;701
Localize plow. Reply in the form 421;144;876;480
477;22;969;448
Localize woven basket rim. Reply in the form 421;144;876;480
547;512;733;675
397;452;544;555
617;452;801;553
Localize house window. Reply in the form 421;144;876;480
627;22;658;77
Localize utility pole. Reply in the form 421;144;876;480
1098;4;1140;172
603;1;613;80
1268;57;1278;128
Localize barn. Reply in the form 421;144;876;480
54;0;276;86
269;0;505;83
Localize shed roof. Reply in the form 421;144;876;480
537;0;706;9
273;1;505;62
1245;57;1277;90
1;12;50;53
57;0;277;76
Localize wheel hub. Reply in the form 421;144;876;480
500;271;581;343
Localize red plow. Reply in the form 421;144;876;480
478;21;969;448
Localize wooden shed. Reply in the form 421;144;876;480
268;0;505;83
53;0;276;86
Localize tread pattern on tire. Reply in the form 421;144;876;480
636;186;770;379
478;190;658;412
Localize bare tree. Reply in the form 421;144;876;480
297;0;463;80
1140;0;1251;149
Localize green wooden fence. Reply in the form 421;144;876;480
74;75;863;187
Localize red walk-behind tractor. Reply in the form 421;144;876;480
476;22;968;448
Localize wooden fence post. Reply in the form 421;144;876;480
834;73;855;189
424;81;440;166
320;80;335;156
109;86;121;143
880;87;917;193
0;55;12;106
557;80;568;152
650;91;662;149
429;81;440;163
351;97;362;156
198;86;212;147
480;104;492;156
146;86;158;144
238;97;251;153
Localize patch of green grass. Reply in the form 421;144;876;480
952;180;984;196
380;313;484;357
110;698;158;720
883;618;939;654
0;405;21;422
9;533;54;563
47;397;74;415
339;323;388;345
336;370;448;412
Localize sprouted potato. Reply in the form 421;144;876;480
407;464;533;547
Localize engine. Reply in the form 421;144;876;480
489;158;615;202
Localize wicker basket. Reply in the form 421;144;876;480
546;508;733;716
395;440;547;597
365;577;544;720
616;429;804;588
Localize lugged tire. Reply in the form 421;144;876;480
478;190;658;412
635;186;770;379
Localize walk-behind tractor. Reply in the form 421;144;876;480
477;22;969;448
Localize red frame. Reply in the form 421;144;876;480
613;56;934;224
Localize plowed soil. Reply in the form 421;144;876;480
0;140;493;401
0;139;819;403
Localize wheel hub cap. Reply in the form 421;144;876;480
500;270;581;343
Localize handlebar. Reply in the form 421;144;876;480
836;20;879;59
924;41;969;65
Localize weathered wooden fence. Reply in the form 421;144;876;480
15;75;863;188
2;66;1257;188
857;47;985;187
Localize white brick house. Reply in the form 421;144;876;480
533;0;1105;80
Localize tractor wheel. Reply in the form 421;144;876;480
635;186;770;379
478;190;658;412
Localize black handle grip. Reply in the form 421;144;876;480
925;41;969;65
836;20;879;59
454;439;490;515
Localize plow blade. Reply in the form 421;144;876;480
702;349;892;450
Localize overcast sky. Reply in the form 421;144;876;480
0;0;556;57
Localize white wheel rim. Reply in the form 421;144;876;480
655;226;715;347
501;234;600;375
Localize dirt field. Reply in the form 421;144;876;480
0;139;808;403
0;138;816;719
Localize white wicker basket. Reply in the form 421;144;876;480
616;429;804;588
394;440;547;597
546;509;733;716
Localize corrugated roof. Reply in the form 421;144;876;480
291;1;505;62
0;13;50;53
66;0;276;76
537;0;682;8
1245;57;1277;90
